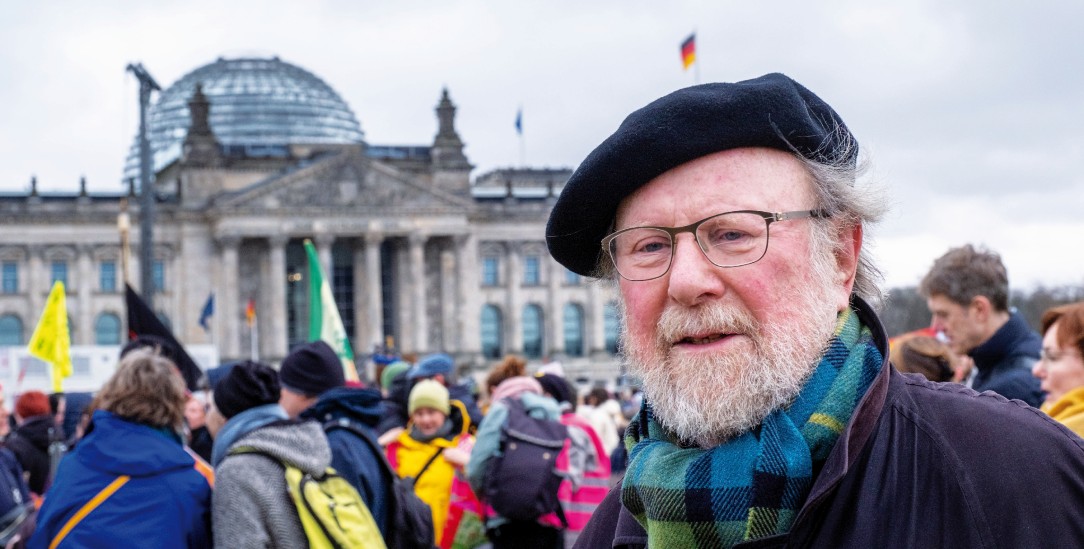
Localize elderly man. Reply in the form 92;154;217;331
548;73;1084;548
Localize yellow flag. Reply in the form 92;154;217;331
27;281;72;392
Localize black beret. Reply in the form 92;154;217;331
213;360;281;419
546;72;857;276
280;340;345;397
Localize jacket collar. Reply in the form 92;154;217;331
969;312;1040;371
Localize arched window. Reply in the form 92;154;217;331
522;304;544;359
0;315;23;346
481;305;503;359
604;301;620;355
94;313;122;345
563;303;585;357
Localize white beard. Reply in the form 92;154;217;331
621;239;842;448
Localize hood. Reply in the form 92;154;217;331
970;312;1041;370
301;386;383;428
75;410;193;478
228;420;331;476
14;415;55;451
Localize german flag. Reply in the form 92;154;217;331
681;33;696;70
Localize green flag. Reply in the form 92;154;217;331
303;239;359;381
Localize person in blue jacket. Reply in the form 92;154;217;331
29;348;212;549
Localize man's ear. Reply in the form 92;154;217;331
969;295;992;323
833;223;862;310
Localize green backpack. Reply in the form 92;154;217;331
231;447;386;549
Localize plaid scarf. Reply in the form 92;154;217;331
621;308;882;548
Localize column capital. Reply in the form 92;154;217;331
408;232;428;247
267;234;290;248
216;234;242;249
312;232;336;248
364;232;385;247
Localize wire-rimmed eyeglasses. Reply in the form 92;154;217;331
601;209;829;281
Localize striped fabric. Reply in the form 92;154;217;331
621;308;882;548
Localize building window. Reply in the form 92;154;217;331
100;261;117;293
482;257;499;286
51;261;68;287
0;315;22;345
563;303;585;357
564;269;580;285
604;301;620;355
153;260;165;291
524;256;541;286
522;304;544;359
1;262;16;294
94;313;122;345
481;305;503;359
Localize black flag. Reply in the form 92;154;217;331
125;283;203;391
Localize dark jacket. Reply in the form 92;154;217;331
29;411;212;549
300;386;391;538
5;416;58;495
576;298;1084;548
969;311;1044;407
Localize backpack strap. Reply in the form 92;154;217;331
49;475;130;549
414;448;444;484
324;418;442;483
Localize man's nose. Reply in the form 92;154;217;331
666;234;726;307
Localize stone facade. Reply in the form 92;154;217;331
0;87;622;384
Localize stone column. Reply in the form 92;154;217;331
77;246;93;345
27;246;44;322
440;243;456;351
506;242;523;354
455;234;481;356
588;280;605;356
365;233;384;352
409;233;427;353
218;236;241;359
547;256;564;357
267;235;289;361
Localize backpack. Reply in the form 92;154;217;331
325;419;437;549
484;397;570;524
229;447;385;549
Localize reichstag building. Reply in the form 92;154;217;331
0;57;621;382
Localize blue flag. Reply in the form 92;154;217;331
515;108;523;135
199;293;214;332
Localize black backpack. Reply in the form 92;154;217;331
483;398;569;524
0;448;30;545
324;419;437;549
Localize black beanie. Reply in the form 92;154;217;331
213;360;281;419
535;373;574;409
279;341;345;397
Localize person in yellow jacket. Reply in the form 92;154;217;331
386;379;474;544
1034;301;1084;437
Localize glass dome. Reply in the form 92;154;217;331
123;57;365;180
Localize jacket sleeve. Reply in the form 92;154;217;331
466;402;508;496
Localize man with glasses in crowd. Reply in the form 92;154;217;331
547;73;1084;548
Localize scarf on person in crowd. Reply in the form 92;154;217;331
210;403;288;466
409;418;454;444
621;308;882;548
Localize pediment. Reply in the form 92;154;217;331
212;149;473;214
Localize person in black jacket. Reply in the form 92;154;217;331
6;390;61;497
920;244;1044;406
545;73;1084;548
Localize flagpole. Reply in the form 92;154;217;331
118;199;131;286
693;27;700;85
251;314;258;362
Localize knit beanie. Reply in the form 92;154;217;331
381;361;411;391
535;373;574;407
409;379;450;416
408;353;454;380
15;391;50;419
490;376;542;404
213;360;281;419
279;341;345;397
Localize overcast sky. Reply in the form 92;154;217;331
2;0;1082;291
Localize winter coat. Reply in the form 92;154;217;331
386;399;473;543
300;386;391;538
969;311;1044;407
1042;385;1084;438
213;419;332;549
5;415;57;495
28;410;212;549
575;297;1084;548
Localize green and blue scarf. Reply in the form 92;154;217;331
621;308;882;548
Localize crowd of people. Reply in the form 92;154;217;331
1;73;1083;548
